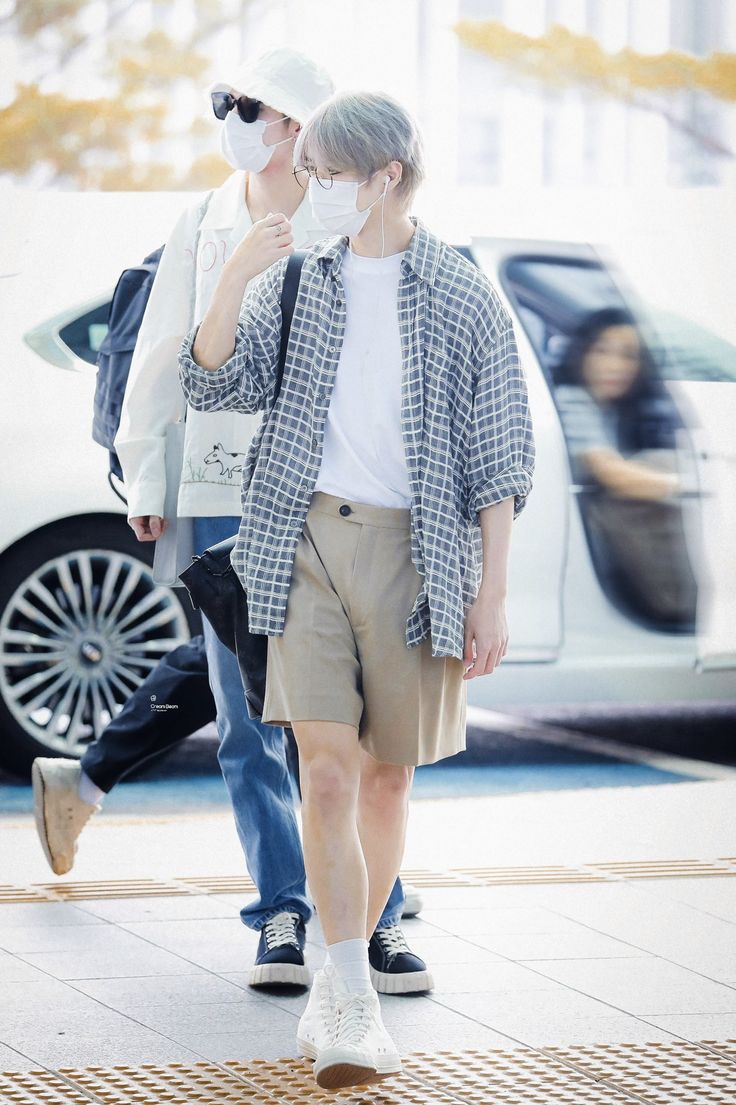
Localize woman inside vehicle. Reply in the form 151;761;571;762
554;306;697;624
178;90;535;1091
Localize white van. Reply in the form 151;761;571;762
1;190;734;776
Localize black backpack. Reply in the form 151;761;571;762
92;244;164;492
92;190;214;500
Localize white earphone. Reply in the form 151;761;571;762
379;177;390;256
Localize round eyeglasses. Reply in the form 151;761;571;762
211;91;262;124
292;166;344;190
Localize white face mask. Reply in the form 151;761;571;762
220;109;295;172
308;174;389;241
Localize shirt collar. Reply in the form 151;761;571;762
314;215;441;285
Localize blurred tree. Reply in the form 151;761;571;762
454;20;736;160
0;0;88;41
0;0;247;188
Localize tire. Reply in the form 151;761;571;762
0;515;201;779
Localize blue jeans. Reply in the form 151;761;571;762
192;516;405;932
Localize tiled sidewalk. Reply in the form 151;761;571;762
1;779;735;1101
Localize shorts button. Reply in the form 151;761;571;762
339;504;352;516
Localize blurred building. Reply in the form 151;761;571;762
2;0;735;192
452;0;736;188
263;0;736;192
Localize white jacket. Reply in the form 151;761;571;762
114;169;326;519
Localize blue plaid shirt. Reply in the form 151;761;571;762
178;216;535;659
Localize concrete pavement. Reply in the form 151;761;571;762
0;765;735;1102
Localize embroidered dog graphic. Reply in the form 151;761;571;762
203;442;246;480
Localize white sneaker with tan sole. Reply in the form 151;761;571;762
312;981;402;1091
297;963;338;1057
32;758;100;876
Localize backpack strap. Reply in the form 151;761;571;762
274;250;307;406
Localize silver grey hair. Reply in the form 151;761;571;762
294;91;425;205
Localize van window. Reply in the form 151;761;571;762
58;304;109;365
503;256;736;384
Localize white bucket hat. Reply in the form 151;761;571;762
209;47;334;124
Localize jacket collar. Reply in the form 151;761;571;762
199;170;247;230
313;215;441;285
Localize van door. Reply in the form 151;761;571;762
469;238;569;662
480;236;736;670
647;318;736;671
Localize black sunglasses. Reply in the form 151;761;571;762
211;91;262;124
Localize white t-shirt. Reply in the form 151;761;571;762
314;245;412;508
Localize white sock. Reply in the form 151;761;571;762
78;771;106;806
326;937;373;994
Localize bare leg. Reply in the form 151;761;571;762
357;748;414;937
290;720;366;945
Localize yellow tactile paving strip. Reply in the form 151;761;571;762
0;886;49;904
1;1042;735;1105
451;865;608;884
227;1055;472;1104
585;859;736;880
31;880;193;902
539;1041;736;1104
2;858;736;904
0;1069;92;1104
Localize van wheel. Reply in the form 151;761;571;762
0;517;199;778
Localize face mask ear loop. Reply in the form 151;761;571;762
272;133;296;149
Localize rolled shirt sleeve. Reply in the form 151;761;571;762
177;255;287;415
463;306;536;524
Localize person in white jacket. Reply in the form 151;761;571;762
31;47;433;994
119;50;331;526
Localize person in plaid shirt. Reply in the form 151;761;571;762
179;90;535;1090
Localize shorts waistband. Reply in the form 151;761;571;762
308;491;411;530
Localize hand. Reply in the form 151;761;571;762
228;211;294;283
463;588;508;679
129;515;167;541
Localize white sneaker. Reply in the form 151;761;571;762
32;758;100;875
297;963;338;1058
402;882;424;918
313;980;402;1091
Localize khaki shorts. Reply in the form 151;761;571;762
262;491;467;767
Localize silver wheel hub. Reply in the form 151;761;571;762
0;548;191;757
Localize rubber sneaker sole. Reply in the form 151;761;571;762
249;961;311;987
311;1043;401;1090
31;760;69;877
370;964;434;994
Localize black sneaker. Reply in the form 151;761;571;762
250;910;310;987
369;924;434;994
